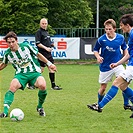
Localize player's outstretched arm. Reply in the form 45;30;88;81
0;63;7;70
110;52;130;69
37;52;57;72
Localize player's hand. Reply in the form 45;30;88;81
48;64;57;72
97;56;104;64
110;63;118;69
51;43;55;47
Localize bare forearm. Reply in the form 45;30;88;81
94;51;104;63
117;53;130;65
37;52;56;71
37;53;52;66
0;63;7;70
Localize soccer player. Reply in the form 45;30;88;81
32;18;62;90
0;31;57;118
90;19;131;110
88;14;133;118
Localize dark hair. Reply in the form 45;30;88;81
3;31;17;41
120;14;133;27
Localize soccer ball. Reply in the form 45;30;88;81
10;108;24;121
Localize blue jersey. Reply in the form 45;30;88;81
94;33;127;72
127;28;133;66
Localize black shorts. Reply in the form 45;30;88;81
39;54;54;67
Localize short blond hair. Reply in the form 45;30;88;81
104;19;116;28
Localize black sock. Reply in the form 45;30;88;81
49;73;55;87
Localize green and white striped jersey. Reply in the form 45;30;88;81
3;43;41;74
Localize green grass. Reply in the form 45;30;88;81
0;64;133;133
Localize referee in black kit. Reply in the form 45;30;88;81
33;18;62;90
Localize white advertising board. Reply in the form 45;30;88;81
0;36;80;59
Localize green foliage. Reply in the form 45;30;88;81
118;4;133;15
89;0;133;28
1;0;133;35
0;0;48;35
0;0;93;35
0;64;133;133
47;0;93;28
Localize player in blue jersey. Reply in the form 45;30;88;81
91;19;131;110
0;31;57;118
88;14;133;118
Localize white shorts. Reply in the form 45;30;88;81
119;65;133;83
99;65;125;84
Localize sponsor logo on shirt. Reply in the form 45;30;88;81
106;46;115;52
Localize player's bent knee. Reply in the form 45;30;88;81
38;84;46;91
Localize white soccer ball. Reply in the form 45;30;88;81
10;108;24;121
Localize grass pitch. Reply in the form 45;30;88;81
0;63;133;133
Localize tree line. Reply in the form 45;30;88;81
0;0;133;35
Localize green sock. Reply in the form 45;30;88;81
4;90;14;116
37;90;47;109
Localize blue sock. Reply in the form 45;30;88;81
123;87;133;104
122;91;129;105
98;93;104;104
99;85;118;108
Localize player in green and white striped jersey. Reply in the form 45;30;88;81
0;31;57;118
3;42;41;74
